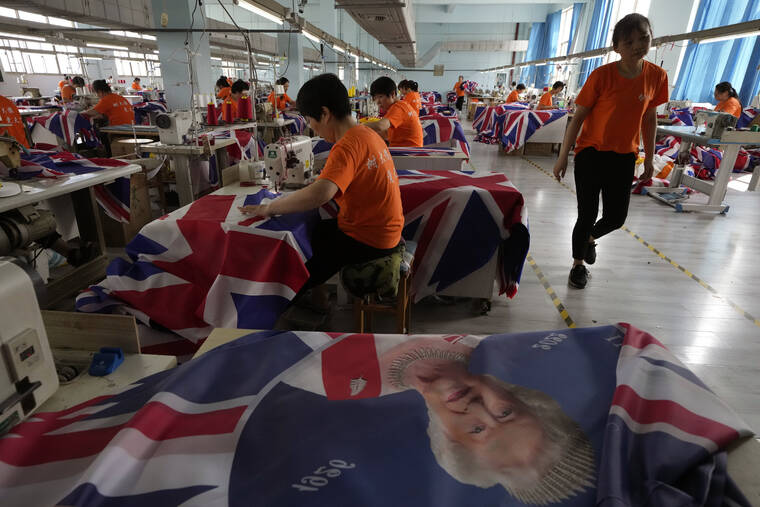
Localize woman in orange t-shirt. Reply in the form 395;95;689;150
536;81;565;110
506;84;525;103
553;14;669;290
267;77;293;111
713;82;742;118
400;80;422;116
131;78;142;91
365;76;423;147
239;73;403;311
0;95;30;148
216;77;231;100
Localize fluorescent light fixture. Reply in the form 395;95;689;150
0;31;45;41
303;30;320;43
108;30;125;36
153;49;160;54
238;1;283;25
698;31;758;44
142;34;157;41
332;44;345;53
363;57;370;62
211;56;222;60
87;42;128;50
82;56;102;60
0;7;16;18
47;16;72;27
17;10;46;24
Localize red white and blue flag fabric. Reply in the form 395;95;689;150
420;91;442;104
282;112;308;135
389;147;460;157
419;104;457;118
472;103;530;139
737;107;758;129
420;116;470;159
133;101;168;126
461;81;478;94
498;110;567;153
30;110;100;148
212;130;266;164
0;324;752;506
0;150;133;222
446;91;457;104
655;135;756;178
75;189;319;342
397;169;528;301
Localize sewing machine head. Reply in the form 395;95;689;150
666;100;692;113
694;110;737;139
156;111;194;145
264;136;315;188
0;260;59;435
0;135;22;170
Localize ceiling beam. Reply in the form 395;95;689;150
413;4;549;23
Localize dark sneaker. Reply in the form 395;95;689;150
585;242;597;265
568;265;589;289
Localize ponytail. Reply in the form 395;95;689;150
716;81;741;107
409;80;418;92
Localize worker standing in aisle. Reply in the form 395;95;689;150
366;76;423;147
453;75;466;115
552;14;669;289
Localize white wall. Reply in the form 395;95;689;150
0;73;62;97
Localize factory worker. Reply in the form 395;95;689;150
453;75;466;112
713;82;742;118
82;79;133;127
239;73;403;311
58;75;71;91
131;78;142;91
537;81;564;110
216;77;232;101
0;95;30;148
267;77;293;111
400;80;422;116
507;84;525;103
61;76;85;103
365;76;423;147
228;79;250;119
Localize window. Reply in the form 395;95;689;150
602;0;652;64
338;65;344;81
57;53;81;74
557;6;574;57
23;52;60;73
0;7;16;18
17;10;47;24
48;16;72;27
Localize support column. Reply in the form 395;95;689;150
277;32;304;94
151;0;212;111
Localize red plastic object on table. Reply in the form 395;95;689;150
238;95;252;121
206;103;218;125
222;100;233;123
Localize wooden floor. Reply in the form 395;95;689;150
328;120;760;433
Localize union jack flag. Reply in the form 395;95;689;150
1;324;750;506
133;100;168;126
737;107;758;129
75;189;319;342
420;116;470;159
212;130;266;164
419;105;456;118
30;110;100;148
446;91;456;104
655;135;756;178
420;91;442;104
397;169;528;301
472;104;530;138
461;81;478;94
282;112;308;135
495;110;567;153
389;147;460;157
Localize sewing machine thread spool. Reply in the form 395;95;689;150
239;95;252;121
206;103;218;126
222;100;233;124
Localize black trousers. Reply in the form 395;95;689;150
572;148;636;260
298;219;397;296
455;96;464;111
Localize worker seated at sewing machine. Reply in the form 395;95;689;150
60;76;85;104
227;79;250;118
216;76;231;101
537;81;565;110
507;84;525;103
365;76;424;148
131;78;143;92
240;73;404;312
0;95;30;148
267;77;293;111
81;80;135;155
713;81;742;118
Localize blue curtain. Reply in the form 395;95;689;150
568;2;585;53
673;0;760;105
535;10;562;88
577;0;614;87
520;22;545;86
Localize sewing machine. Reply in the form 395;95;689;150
666;100;692;113
0;135;21;171
155;111;194;145
694;110;738;139
0;259;59;435
264;136;314;188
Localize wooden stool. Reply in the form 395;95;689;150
352;270;411;334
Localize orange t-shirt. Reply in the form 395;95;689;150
227;77;234;86
318;124;403;249
93;93;134;126
218;87;231;100
454;80;465;97
131;81;141;91
538;92;554;108
267;91;292;111
506;90;520;103
61;84;76;102
385;100;423;147
715;97;741;118
403;91;422;115
575;60;669;155
58;80;67;89
0;96;29;148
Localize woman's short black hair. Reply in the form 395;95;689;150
370;76;397;97
511;81;516;87
71;76;85;87
612;13;653;47
408;80;418;92
134;77;140;82
276;77;289;85
398;79;409;90
715;81;741;106
231;79;250;94
552;81;565;90
216;77;230;88
516;83;526;90
296;73;351;120
92;79;111;93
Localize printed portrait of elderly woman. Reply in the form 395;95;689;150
377;336;595;505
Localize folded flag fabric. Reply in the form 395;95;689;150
420;91;442;104
499;110;568;153
30;110;100;148
282;112;308;135
472;103;530;138
737;108;758;129
655;135;757;179
311;138;333;161
419;104;457;118
133;101;168;126
76;189;320;342
397;169;528;301
461;80;478;94
446;91;456;103
421;116;470;159
1;323;750;506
